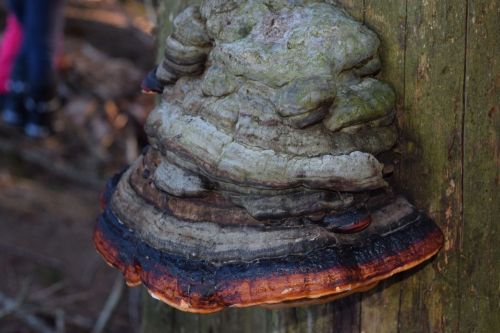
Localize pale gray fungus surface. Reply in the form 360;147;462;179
93;0;444;313
150;0;397;198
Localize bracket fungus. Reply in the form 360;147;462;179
94;0;444;313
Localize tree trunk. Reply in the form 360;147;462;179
141;1;499;332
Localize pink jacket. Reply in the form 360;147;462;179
0;14;23;93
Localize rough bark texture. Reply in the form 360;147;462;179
139;0;499;331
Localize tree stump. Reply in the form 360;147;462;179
105;1;498;332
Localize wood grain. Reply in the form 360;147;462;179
395;1;466;332
137;0;499;331
461;0;500;331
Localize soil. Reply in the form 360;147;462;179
0;1;157;332
0;165;140;333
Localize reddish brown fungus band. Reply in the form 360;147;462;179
94;174;443;313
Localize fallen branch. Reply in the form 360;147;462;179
128;287;142;333
0;243;63;270
92;273;124;333
29;281;66;302
0;278;31;318
0;292;55;333
41;290;93;308
55;309;65;333
30;307;93;331
0;125;104;189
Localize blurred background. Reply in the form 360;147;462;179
0;1;498;333
0;1;159;332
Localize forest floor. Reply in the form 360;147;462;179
0;1;157;332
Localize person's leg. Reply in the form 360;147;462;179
5;0;25;21
1;0;27;125
22;0;63;137
23;0;61;100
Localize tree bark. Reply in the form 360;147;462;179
141;1;499;332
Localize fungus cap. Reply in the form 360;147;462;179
94;0;443;313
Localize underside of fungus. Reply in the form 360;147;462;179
94;0;444;313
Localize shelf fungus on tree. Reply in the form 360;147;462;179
94;0;444;313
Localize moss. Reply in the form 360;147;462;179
201;66;238;97
276;77;336;116
211;3;379;87
324;78;395;132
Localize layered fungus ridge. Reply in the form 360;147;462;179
94;172;444;313
93;0;444;313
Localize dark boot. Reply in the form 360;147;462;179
23;96;58;139
1;81;26;126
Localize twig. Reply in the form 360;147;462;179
55;309;65;333
0;130;103;189
0;292;55;333
0;292;23;318
29;281;66;302
0;243;63;270
0;278;32;318
80;256;101;287
128;287;142;333
92;273;124;333
31;307;93;331
41;291;93;308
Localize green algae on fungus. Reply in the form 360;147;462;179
324;78;396;132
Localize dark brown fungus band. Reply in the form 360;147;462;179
94;166;443;313
94;0;444;313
